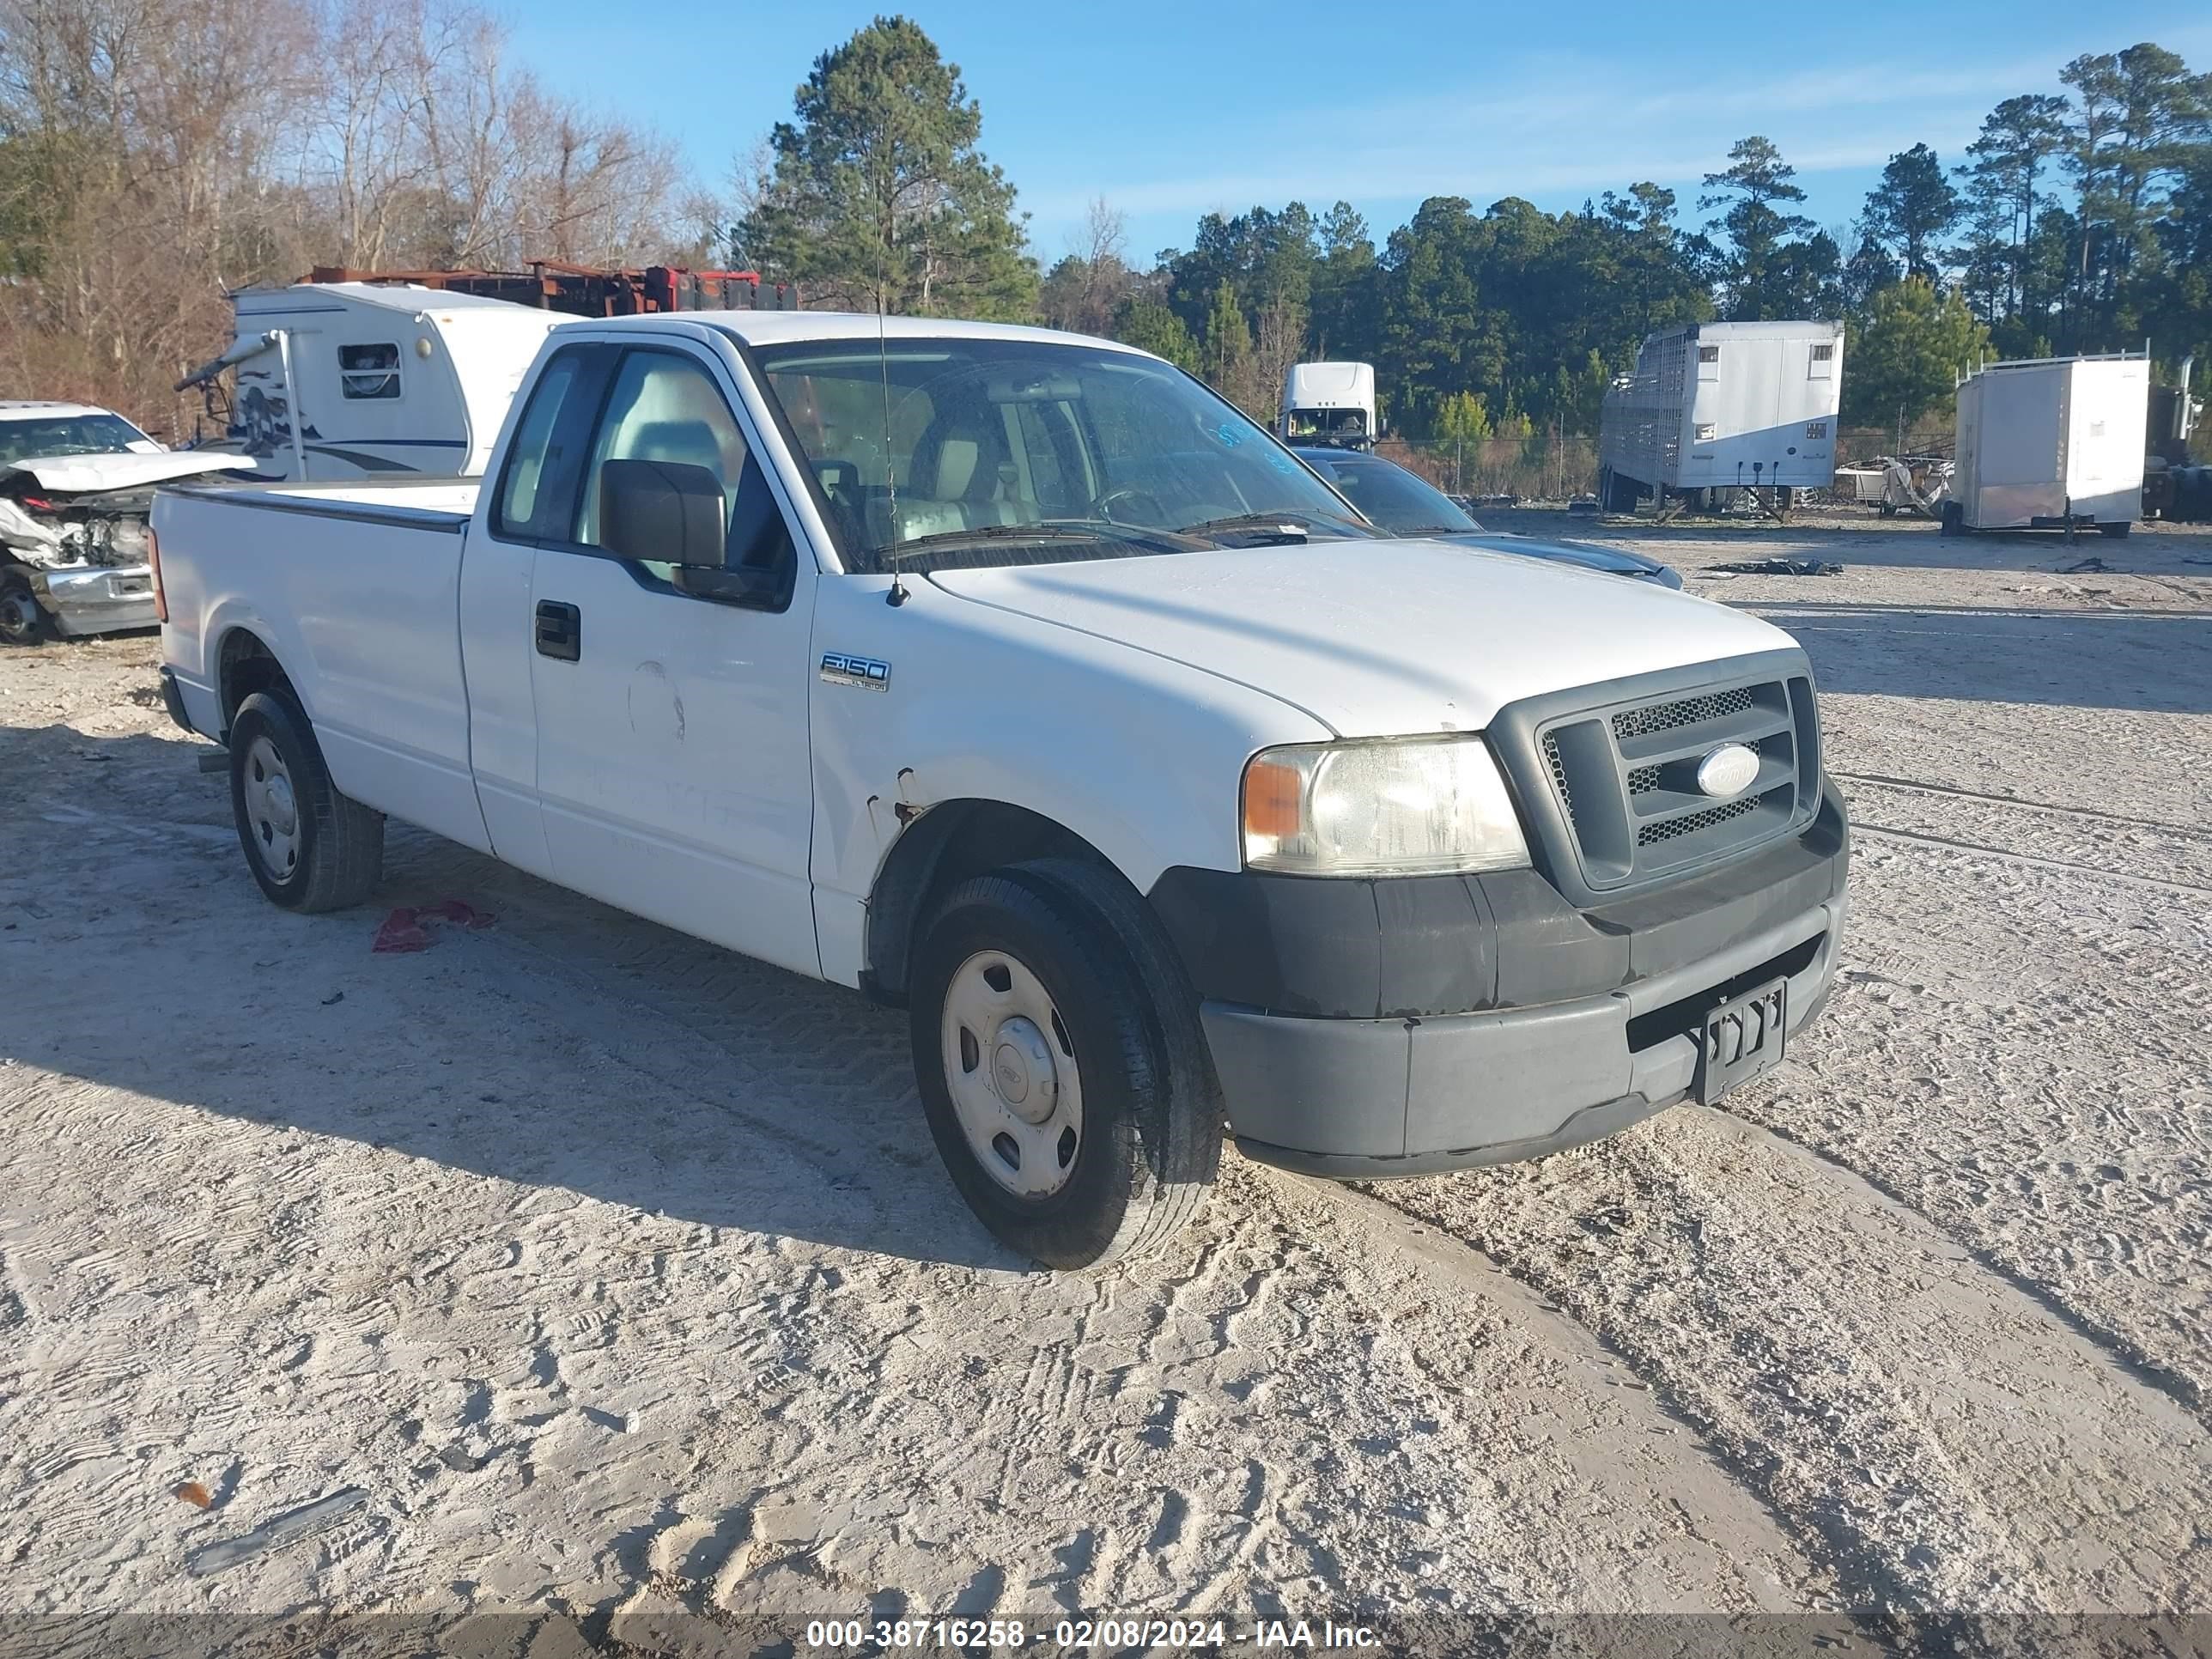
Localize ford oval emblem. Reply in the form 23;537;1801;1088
1695;743;1761;799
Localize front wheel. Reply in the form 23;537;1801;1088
0;568;52;646
228;690;386;912
909;858;1221;1269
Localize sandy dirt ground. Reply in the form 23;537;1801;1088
1;514;2209;1650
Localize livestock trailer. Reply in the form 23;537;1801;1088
1598;320;1844;514
1945;354;2147;538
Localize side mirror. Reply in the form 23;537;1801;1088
672;562;791;610
600;457;725;568
675;451;797;611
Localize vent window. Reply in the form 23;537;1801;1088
340;343;401;400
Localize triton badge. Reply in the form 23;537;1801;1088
821;652;890;691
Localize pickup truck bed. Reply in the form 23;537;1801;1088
161;479;493;856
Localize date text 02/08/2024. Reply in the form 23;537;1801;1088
803;1617;1380;1650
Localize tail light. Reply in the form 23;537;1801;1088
149;526;167;623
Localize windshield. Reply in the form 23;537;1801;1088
0;413;155;467
750;337;1377;574
1284;407;1370;444
1304;453;1482;536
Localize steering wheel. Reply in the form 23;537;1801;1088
1091;485;1165;526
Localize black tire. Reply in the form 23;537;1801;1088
228;689;385;912
0;568;52;646
1940;501;1965;538
908;856;1222;1270
2099;520;2132;539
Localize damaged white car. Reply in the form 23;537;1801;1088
0;402;254;644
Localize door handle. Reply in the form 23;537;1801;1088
534;600;580;661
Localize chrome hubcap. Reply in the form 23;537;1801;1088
941;951;1083;1198
243;736;301;879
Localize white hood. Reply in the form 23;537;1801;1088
4;452;258;493
927;539;1798;737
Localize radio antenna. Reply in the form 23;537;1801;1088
878;251;907;607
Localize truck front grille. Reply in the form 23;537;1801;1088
1612;687;1754;740
1523;665;1820;893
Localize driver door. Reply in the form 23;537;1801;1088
526;341;822;979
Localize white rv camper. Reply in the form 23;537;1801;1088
1599;320;1844;514
1280;362;1376;448
1944;354;2148;538
177;283;563;482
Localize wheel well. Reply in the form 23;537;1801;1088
863;800;1116;1006
216;629;292;738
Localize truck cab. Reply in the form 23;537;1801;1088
1280;362;1376;449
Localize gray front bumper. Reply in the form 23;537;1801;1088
1210;898;1842;1178
34;562;159;635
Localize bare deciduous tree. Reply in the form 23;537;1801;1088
0;0;692;433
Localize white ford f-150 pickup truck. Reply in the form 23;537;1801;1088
153;313;1848;1268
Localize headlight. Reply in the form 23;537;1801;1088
1241;735;1530;877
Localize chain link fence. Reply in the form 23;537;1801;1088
1376;435;1600;502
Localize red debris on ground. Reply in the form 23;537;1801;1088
371;899;495;954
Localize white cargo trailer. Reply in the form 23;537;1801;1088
1598;320;1844;515
1943;354;2148;538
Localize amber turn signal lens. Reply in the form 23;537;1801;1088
1243;757;1304;842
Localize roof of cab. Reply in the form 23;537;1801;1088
584;310;1150;356
0;400;124;420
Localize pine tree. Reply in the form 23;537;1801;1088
736;17;1036;319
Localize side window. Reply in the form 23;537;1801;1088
1808;341;1836;380
493;348;595;540
340;343;401;400
576;351;750;570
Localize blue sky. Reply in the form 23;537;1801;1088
510;2;2212;268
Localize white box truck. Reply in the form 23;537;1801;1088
1942;354;2148;538
149;311;1847;1269
1280;362;1376;448
1599;321;1844;515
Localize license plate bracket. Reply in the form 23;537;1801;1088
1695;976;1787;1104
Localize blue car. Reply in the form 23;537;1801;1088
1291;446;1684;589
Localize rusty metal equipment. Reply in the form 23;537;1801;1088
304;261;799;317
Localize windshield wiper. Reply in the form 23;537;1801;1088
1176;509;1370;543
880;518;1200;562
882;522;1109;562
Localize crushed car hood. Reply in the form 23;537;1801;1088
926;538;1792;737
3;452;256;494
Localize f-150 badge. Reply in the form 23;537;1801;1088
821;652;890;691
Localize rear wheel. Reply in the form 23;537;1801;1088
0;568;52;646
909;857;1221;1269
228;690;385;912
1940;501;1965;538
